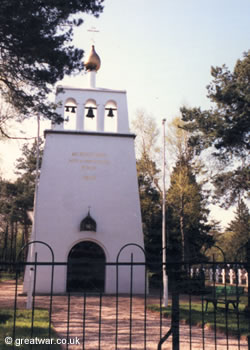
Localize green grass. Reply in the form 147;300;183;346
0;308;62;349
0;271;24;283
148;296;250;338
0;272;17;282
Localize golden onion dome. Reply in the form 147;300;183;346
84;45;101;71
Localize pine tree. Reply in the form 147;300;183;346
0;140;43;261
14;139;43;226
167;155;211;263
223;200;250;260
0;0;103;135
181;51;250;207
0;180;18;261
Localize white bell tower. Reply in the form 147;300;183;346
24;46;145;294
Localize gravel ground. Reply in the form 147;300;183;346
0;280;247;350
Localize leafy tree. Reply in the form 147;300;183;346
133;113;212;265
166;116;193;168
0;0;103;136
181;51;250;207
132;110;162;193
132;111;163;270
166;116;209;189
164;117;211;262
137;158;162;264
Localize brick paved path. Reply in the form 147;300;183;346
0;281;247;349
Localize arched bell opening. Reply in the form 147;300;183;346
64;98;77;130
104;100;117;132
84;99;97;131
67;241;106;292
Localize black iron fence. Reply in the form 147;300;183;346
0;258;250;350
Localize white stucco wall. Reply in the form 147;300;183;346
23;80;145;295
25;130;145;294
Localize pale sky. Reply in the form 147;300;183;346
1;0;249;226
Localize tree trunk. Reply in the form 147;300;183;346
13;221;17;262
180;194;185;262
2;224;8;261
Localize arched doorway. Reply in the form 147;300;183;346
67;241;106;292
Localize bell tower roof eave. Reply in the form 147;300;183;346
56;85;127;95
44;129;136;139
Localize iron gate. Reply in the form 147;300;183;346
0;243;250;349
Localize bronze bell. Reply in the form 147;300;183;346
65;106;70;112
107;108;114;118
86;107;95;118
71;106;76;113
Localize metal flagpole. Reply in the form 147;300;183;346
162;118;168;307
26;115;40;309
